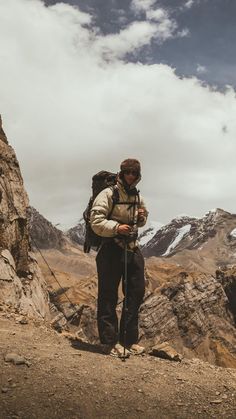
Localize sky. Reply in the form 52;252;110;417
0;0;236;229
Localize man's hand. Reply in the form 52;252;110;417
117;224;132;236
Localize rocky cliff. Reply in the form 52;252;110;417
0;116;29;275
140;261;236;368
0;116;49;318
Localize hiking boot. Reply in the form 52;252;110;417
127;343;145;355
99;344;114;355
110;343;130;358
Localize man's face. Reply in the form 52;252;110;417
123;169;138;185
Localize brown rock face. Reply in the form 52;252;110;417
0;116;49;318
139;262;236;368
0;115;8;144
216;265;236;325
0;116;29;275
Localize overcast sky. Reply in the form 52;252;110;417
1;0;236;229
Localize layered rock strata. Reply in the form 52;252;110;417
139;263;236;368
0;116;29;275
0;116;49;318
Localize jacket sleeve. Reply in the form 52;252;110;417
137;195;148;228
90;188;120;237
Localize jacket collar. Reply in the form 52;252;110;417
117;174;141;195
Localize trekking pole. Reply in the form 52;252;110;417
121;237;128;362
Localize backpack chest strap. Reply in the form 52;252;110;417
108;186;140;218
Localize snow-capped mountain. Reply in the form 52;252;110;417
66;218;85;246
142;208;236;271
67;218;163;247
138;221;163;246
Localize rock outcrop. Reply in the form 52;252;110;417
139;262;236;368
0;116;49;318
0;116;29;275
0;115;7;144
216;265;236;325
46;253;236;368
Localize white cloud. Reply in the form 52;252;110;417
145;9;178;41
197;64;208;74
94;21;160;60
130;3;188;42
0;0;236;229
177;28;190;38
146;8;166;21
131;0;157;13
180;0;199;11
50;2;92;25
184;0;195;9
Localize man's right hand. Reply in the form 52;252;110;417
117;224;132;236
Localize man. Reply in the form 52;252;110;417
90;158;148;357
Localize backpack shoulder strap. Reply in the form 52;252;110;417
107;186;141;218
112;185;120;203
137;189;140;206
107;185;119;219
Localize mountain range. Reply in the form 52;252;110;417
63;208;236;274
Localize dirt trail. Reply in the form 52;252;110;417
1;315;236;419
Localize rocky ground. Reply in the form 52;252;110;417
1;315;236;419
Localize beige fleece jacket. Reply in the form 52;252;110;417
90;177;148;248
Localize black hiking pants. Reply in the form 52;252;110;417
96;241;145;346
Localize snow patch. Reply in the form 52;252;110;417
162;224;191;256
139;221;163;246
230;228;236;239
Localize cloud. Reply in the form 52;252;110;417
177;28;190;38
145;9;179;41
146;8;166;21
181;0;203;11
196;64;208;74
94;21;161;60
184;0;195;9
131;0;157;13
130;1;189;43
0;0;236;229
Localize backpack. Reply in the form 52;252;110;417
83;171;119;253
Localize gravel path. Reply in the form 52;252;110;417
1;316;236;419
